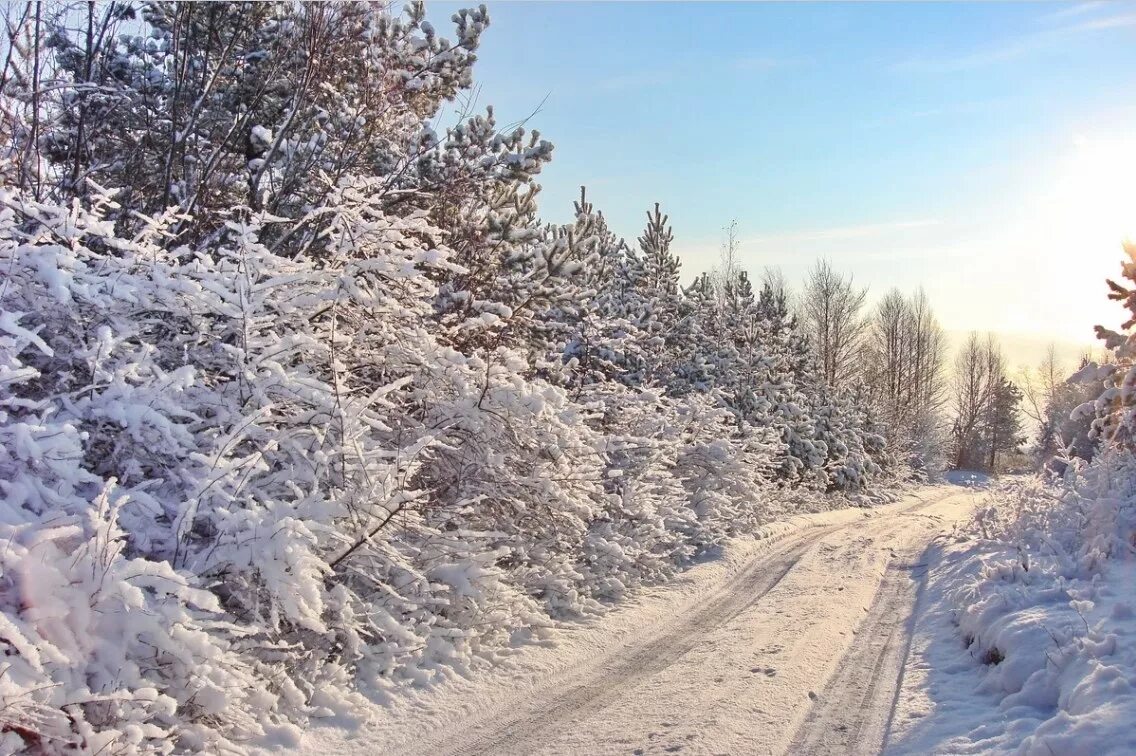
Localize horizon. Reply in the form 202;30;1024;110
434;0;1136;370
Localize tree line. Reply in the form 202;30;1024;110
0;1;1082;750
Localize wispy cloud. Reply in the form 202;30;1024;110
1036;2;1108;23
894;2;1136;74
893;34;1057;74
1072;11;1136;31
746;219;942;245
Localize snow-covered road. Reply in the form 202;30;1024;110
295;486;982;756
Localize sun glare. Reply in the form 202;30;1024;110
1062;136;1136;244
1012;134;1136;343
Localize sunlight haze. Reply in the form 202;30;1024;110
441;0;1136;362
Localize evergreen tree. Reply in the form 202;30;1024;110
634;203;684;384
982;379;1024;472
1079;242;1136;450
638;203;680;298
539;188;647;392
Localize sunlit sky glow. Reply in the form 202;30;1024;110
434;1;1136;368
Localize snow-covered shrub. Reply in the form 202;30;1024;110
0;176;504;743
0;484;261;754
0;189;269;751
921;453;1136;754
967;453;1136;585
579;386;699;596
674;393;783;538
410;342;607;621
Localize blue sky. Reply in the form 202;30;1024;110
433;1;1136;365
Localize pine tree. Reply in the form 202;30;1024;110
638;203;680;298
12;2;496;244
634;203;684;385
537;187;646;392
983;379;1024;472
1079;242;1136;450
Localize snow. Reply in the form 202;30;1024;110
250;125;274;147
889;457;1136;755
283;486;980;756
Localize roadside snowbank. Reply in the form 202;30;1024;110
889;455;1136;755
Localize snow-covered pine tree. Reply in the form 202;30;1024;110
15;2;492;242
811;381;888;491
639;204;681;298
536;188;646;392
700;269;825;487
1074;242;1136;448
634;203;684;384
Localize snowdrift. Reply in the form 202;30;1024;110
893;455;1136;755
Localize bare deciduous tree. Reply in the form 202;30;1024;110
864;287;947;459
713;218;742;308
800;258;868;388
950;332;1006;469
1019;343;1062;432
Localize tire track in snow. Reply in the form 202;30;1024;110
785;546;931;754
396;488;972;756
421;528;835;756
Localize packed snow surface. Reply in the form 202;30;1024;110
284;485;981;755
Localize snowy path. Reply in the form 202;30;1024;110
294;486;982;756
